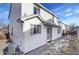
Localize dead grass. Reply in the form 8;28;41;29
0;40;8;55
60;39;77;55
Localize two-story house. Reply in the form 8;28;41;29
7;3;68;55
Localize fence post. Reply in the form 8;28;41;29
76;27;79;54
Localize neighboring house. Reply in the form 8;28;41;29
59;21;69;33
8;3;68;54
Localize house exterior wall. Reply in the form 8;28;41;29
39;7;59;26
39;7;61;40
21;3;34;17
54;17;59;25
52;27;60;40
22;17;47;53
40;8;53;22
61;23;66;30
60;22;66;33
62;24;66;30
9;3;23;48
8;3;67;54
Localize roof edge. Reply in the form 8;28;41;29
21;14;60;28
34;3;59;19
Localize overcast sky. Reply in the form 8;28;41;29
0;3;79;25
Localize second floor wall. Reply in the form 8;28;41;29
21;3;34;17
9;3;67;31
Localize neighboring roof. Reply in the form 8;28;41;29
21;14;60;28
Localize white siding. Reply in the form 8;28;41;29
62;24;66;30
60;22;66;30
9;3;67;54
40;8;59;25
9;3;23;48
54;17;59;25
52;27;60;40
21;3;34;17
22;17;47;53
40;8;53;22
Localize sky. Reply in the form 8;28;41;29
42;3;79;26
0;3;10;24
0;3;79;25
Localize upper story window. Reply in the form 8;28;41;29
52;16;55;24
34;6;40;14
31;24;41;34
57;19;60;26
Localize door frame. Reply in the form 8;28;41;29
47;26;52;42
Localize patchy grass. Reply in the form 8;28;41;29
60;39;77;55
68;39;76;50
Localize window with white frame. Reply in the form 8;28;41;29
31;24;41;34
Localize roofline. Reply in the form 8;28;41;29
21;14;46;23
34;3;69;26
34;3;59;19
21;14;60;27
8;3;67;27
8;3;59;19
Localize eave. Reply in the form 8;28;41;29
21;14;60;28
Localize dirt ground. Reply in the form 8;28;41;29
0;40;8;55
